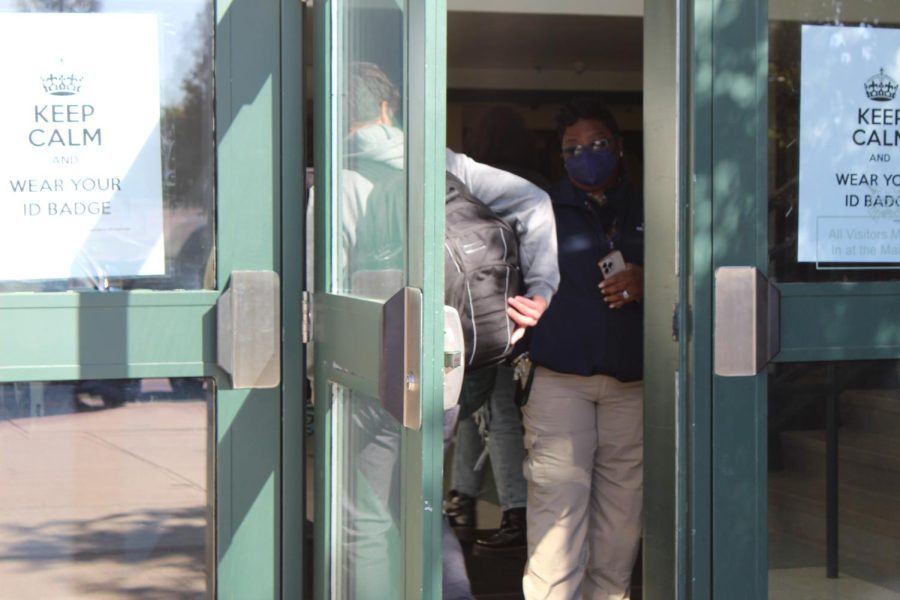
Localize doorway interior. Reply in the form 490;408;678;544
303;4;646;599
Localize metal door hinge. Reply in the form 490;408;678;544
672;302;680;342
301;291;313;344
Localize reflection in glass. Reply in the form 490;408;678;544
327;1;407;597
331;383;402;600
768;1;900;282
0;378;212;598
0;0;215;291
768;360;900;597
332;2;406;300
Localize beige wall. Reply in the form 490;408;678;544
448;0;642;17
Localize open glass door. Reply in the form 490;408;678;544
311;0;446;597
701;0;900;597
0;0;305;597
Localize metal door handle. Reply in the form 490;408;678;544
381;287;422;429
714;266;780;376
216;271;281;388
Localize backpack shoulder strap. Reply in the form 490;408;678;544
446;170;464;188
446;170;466;202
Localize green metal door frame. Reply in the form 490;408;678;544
689;3;900;598
673;0;900;597
311;0;446;597
411;2;448;597
0;0;306;597
642;0;772;597
216;0;306;595
278;0;306;597
688;0;770;598
642;0;691;599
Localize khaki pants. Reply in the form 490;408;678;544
521;367;643;600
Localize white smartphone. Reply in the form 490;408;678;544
599;250;627;280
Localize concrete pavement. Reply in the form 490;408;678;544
0;400;208;599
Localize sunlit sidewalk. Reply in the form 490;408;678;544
0;400;208;599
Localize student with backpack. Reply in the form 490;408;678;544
444;106;549;555
317;61;558;599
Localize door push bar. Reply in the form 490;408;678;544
380;290;466;429
217;271;281;389
381;287;423;429
714;266;780;376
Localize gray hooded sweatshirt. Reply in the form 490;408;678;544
308;124;559;304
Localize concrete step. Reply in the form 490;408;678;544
840;390;900;438
779;429;900;495
769;471;900;572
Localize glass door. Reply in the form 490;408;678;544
0;0;304;597
700;0;900;597
311;0;446;597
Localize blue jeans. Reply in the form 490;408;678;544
344;398;473;599
451;365;527;511
443;405;475;600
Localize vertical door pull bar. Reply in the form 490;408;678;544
713;267;780;376
217;271;281;388
381;287;423;429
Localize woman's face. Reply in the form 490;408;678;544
561;118;621;191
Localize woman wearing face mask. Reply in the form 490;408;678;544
520;98;644;600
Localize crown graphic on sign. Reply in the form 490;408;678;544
865;68;898;102
41;73;83;96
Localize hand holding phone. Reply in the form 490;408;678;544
598;251;643;309
598;250;627;280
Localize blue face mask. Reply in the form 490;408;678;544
564;148;619;188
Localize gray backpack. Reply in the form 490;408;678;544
444;172;523;370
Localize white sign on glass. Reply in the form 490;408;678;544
0;13;164;282
799;25;900;263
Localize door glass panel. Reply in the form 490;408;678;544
332;0;406;300
0;1;214;292
326;2;407;596
768;360;900;597
0;377;213;598
329;383;402;599
769;1;900;282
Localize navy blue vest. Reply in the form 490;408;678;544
528;177;644;381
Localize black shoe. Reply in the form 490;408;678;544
444;490;476;543
472;507;527;556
